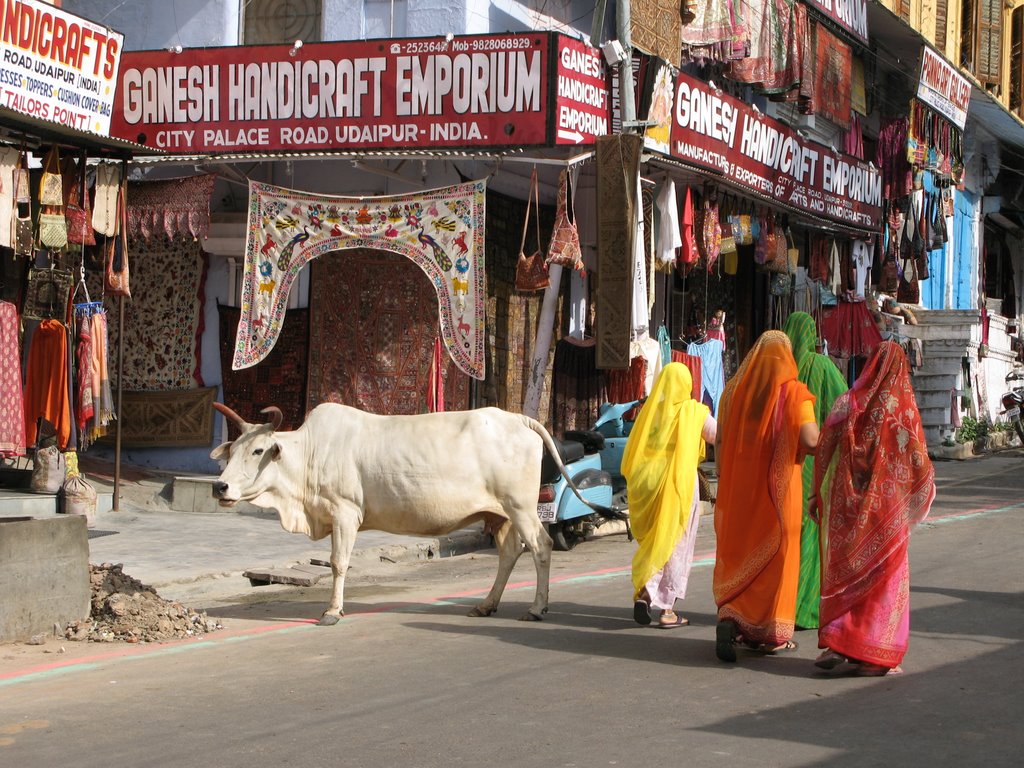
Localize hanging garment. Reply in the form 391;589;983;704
0;301;25;457
23;318;72;450
75;310;95;447
679;187;700;269
550;337;605;436
655;181;681;270
427;336;445;413
92;163;120;236
0;147;18;250
827;239;842;297
671;350;703;402
656;325;673;367
90;312;115;441
631;174;650;335
852;240;872;298
686;337;725;416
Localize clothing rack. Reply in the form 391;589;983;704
73;301;105;315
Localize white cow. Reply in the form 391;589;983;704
211;402;577;625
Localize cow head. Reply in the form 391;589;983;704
210;403;285;508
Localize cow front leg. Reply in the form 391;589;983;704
319;511;358;626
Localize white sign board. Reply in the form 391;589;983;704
917;46;971;130
0;0;124;135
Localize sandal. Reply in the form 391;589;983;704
633;599;652;626
760;640;799;654
814;649;849;670
715;620;738;663
657;611;689;629
854;663;902;677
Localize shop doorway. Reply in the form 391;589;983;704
307;248;470;415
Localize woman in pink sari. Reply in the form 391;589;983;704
811;341;936;676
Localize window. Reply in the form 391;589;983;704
961;0;1002;87
1012;7;1024;115
364;0;408;38
935;0;948;54
243;0;322;45
893;0;912;22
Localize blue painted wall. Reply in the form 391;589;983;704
953;189;977;310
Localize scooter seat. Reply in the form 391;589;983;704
562;429;606;453
540;438;586;484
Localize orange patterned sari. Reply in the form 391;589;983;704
714;331;814;646
813;341;935;668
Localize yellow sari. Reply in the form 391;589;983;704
713;331;814;646
623;363;710;601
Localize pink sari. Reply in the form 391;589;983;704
813;341;935;668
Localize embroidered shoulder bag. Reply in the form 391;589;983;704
515;168;549;292
39;146;63;207
105;182;131;297
545;169;584;272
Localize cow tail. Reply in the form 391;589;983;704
520;415;615;516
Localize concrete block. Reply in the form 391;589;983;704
0;516;90;643
172;476;223;513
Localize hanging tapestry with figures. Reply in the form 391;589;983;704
234;179;487;379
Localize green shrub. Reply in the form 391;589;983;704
955;416;991;444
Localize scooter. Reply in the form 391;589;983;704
593;399;643;507
1000;366;1024;444
538;427;629;551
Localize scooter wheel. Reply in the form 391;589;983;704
550;522;578;552
1015;418;1024;446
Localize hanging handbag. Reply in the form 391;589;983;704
880;256;900;293
23;266;74;320
105;183;131;297
65;159;95;246
911;199;929;281
39;146;63;206
767;225;798;274
12;152;32;254
38;211;68;249
545;169;584;272
929;192;947;250
515;168;549;292
735;214;753;245
700;197;722;272
754;214;771;265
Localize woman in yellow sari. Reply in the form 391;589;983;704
623;363;715;628
713;331;818;662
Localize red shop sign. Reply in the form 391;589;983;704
651;69;881;230
553;35;611;145
111;32;609;153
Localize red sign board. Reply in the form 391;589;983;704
111;33;611;153
650;69;881;230
553;36;610;145
803;0;869;46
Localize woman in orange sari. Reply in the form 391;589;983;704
811;341;935;676
713;331;818;662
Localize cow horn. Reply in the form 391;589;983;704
261;406;283;431
213;401;249;430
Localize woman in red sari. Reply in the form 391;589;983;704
713;331;818;662
811;341;936;676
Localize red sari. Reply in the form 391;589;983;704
813;341;935;668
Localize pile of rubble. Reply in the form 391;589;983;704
64;563;223;643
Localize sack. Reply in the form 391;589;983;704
60;473;97;527
23;266;73;319
38;211;68;249
30;445;65;494
515;168;548;292
545;169;584;272
39;146;63;206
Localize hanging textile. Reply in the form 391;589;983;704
680;0;744;63
671;350;703;401
235;179;486;380
631;0;685;66
812;23;852;130
106;237;208;390
551;337;606;436
820;301;883;358
427;337;445;413
126;174;216;242
90;311;115;442
23;318;72;450
654;181;681;270
0;147;18;250
686;337;725;415
218;305;308;440
74;306;95;448
0;300;25;456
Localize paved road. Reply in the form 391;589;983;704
0;452;1021;767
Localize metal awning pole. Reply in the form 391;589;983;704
113;293;124;511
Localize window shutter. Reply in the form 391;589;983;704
960;0;978;71
935;0;948;54
894;0;912;22
976;0;1003;85
1012;7;1024;115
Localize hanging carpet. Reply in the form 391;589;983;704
235;179;487;380
127;174;216;242
307;250;469;415
113;387;217;448
105;236;208;390
218;305;308;440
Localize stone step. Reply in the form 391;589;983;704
0;489;114;518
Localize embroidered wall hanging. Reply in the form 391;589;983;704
235;179;487;380
127;174;216;242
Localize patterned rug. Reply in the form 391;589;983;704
308;249;469;415
105;237;208;390
218;305;309;439
106;387;217;447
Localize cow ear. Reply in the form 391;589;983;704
269;442;282;460
210;441;232;461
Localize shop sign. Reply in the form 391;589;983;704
916;46;970;130
112;33;610;153
803;0;869;46
553;36;610;144
650;69;882;230
0;0;124;134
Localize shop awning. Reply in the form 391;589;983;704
0;105;163;157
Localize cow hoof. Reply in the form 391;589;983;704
318;614;343;626
520;611;544;622
467;606;494;618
